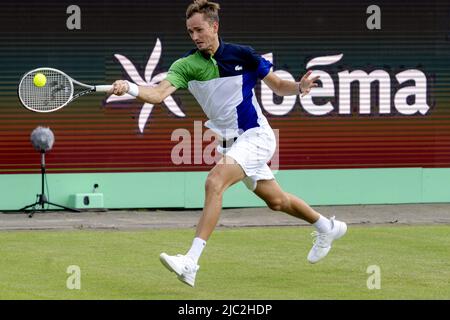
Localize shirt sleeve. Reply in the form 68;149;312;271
256;57;273;79
243;46;273;79
166;58;190;89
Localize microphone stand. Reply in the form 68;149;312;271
20;150;80;218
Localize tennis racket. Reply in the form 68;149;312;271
18;67;112;113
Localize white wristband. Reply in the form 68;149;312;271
126;81;139;97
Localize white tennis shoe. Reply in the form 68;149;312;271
159;253;199;287
307;216;347;264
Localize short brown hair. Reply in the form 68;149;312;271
186;0;220;24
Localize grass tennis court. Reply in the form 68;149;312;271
0;225;448;299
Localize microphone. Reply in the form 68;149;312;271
30;126;55;152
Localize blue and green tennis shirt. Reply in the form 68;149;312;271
166;38;273;139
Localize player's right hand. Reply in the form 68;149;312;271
109;80;129;96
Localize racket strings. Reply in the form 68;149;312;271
19;70;73;112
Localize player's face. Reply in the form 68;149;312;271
186;13;219;54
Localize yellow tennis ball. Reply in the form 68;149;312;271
33;73;47;87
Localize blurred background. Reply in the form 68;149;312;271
1;0;449;210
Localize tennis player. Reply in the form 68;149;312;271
109;0;347;287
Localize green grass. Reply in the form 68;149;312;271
0;225;449;299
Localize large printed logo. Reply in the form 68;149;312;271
261;52;430;116
106;39;431;132
106;39;185;133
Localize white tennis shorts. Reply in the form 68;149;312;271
218;124;277;191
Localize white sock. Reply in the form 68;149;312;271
186;237;206;264
313;215;332;233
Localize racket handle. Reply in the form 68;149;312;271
94;85;113;92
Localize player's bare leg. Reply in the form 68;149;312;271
253;179;347;263
253;179;320;223
160;155;245;287
195;155;245;240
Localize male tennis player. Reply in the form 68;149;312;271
109;0;347;287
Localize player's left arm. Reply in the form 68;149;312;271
262;70;320;97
